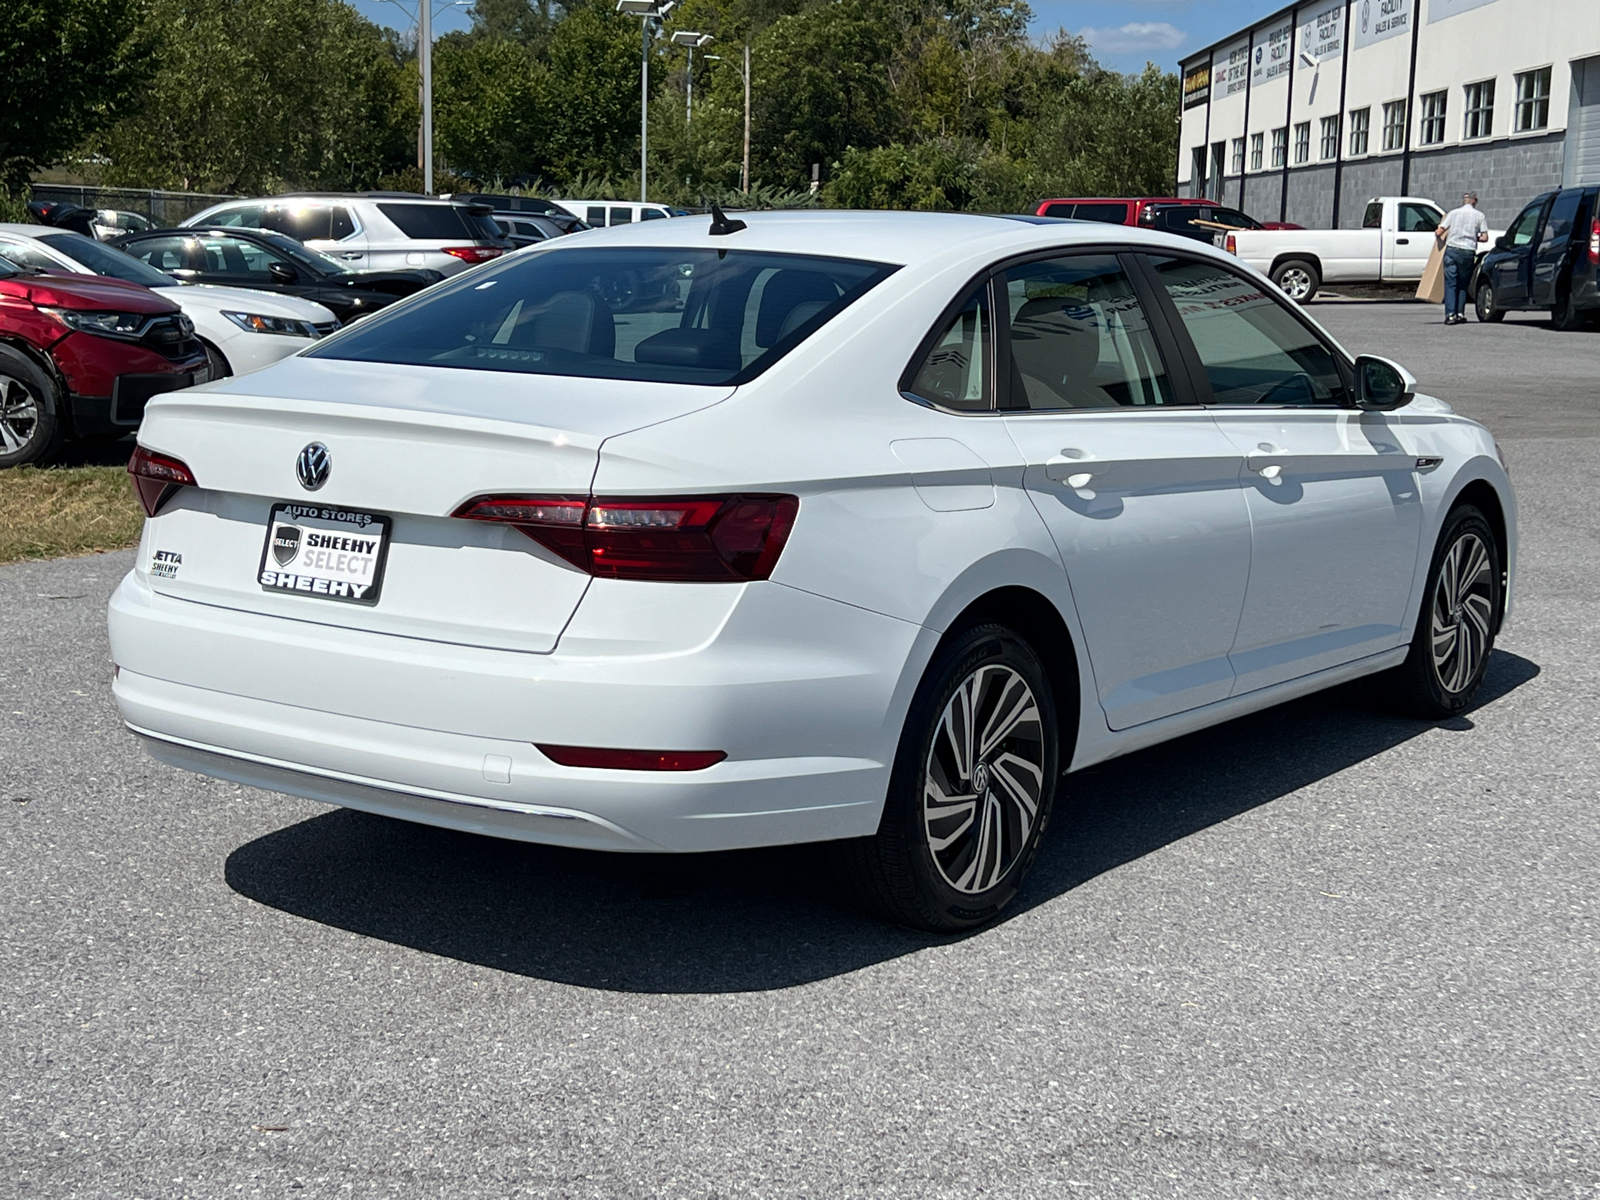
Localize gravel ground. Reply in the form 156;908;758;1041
1;305;1595;1198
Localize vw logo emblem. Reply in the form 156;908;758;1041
296;442;331;491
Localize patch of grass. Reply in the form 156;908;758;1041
0;465;144;566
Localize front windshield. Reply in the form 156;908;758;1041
37;232;174;288
308;246;896;386
253;232;345;275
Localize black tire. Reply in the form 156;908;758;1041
1550;288;1585;332
0;345;65;469
203;342;232;380
1270;259;1320;303
1474;281;1504;323
837;623;1060;933
1380;505;1502;719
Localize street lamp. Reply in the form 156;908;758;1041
377;0;471;195
617;0;676;203
702;44;751;193
670;31;713;123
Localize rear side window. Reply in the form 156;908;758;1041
586;206;607;225
610;207;634;225
125;235;195;272
1001;255;1174;409
1040;203;1075;219
329;207;356;240
904;286;991;411
377;204;478;240
309;247;895;386
1072;203;1128;225
642;208;668;220
1361;202;1384;229
1539;189;1583;255
1146;256;1347;406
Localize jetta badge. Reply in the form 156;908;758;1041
295;442;331;491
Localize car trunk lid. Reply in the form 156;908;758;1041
135;356;732;653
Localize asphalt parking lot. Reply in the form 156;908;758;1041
2;301;1596;1199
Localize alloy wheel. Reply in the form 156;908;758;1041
1430;532;1494;694
0;373;40;455
922;664;1045;894
1278;268;1312;300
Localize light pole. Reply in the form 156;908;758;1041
617;0;675;203
379;0;470;195
703;43;750;193
670;31;713;122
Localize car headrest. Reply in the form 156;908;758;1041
755;270;839;348
508;290;615;357
632;328;741;372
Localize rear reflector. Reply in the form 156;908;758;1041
453;493;799;582
128;445;196;516
536;745;726;771
442;246;504;263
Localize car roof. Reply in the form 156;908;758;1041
524;209;1227;268
0;223;74;240
206;193;469;205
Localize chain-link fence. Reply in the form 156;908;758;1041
28;184;237;225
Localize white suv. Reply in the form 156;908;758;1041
181;194;512;276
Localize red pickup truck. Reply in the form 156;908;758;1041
1032;197;1302;240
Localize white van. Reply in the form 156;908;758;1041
555;200;688;227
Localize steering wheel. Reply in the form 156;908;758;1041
1256;372;1319;406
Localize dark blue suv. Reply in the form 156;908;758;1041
1473;186;1600;330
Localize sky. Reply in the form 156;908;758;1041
348;0;1261;76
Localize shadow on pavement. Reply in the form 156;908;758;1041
225;650;1539;994
53;435;136;468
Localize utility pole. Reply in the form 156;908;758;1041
742;42;751;194
420;0;433;194
618;0;676;203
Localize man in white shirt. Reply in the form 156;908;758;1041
1436;191;1489;325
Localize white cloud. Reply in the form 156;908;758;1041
1079;21;1188;53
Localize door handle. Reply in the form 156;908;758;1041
1396;237;1410;245
337;252;363;260
1254;463;1283;483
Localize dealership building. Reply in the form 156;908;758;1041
1177;0;1600;228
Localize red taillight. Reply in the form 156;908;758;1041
127;445;196;516
536;745;726;771
1589;217;1599;266
442;246;504;263
453;493;799;582
1225;233;1238;255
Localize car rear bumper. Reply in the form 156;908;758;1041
108;570;928;852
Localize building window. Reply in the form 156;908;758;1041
1293;122;1311;164
1271;126;1288;168
1231;137;1245;175
1382;101;1407;152
1349;107;1370;156
1250;132;1264;171
1515;68;1551;131
1420;91;1447;145
1464;79;1495;140
1319;116;1340;160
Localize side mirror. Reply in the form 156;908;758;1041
267;262;296;284
1354;354;1416;411
1493;235;1507;251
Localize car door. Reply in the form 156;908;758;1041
1493;201;1546;308
1139;252;1423;695
120;234;204;281
995;251;1253;730
263;202;368;269
1531;188;1584;307
1386;202;1444;281
183;233;302;294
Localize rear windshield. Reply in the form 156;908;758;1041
308;247;896;385
378;203;499;241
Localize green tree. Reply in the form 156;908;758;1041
541;0;645;181
94;0;414;193
0;0;153;200
434;35;548;183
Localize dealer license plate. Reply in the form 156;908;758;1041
257;502;392;605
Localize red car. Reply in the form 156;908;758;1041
1032;196;1303;236
0;257;207;466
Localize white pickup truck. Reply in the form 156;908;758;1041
1223;196;1467;302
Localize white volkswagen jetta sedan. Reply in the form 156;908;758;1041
108;211;1515;931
